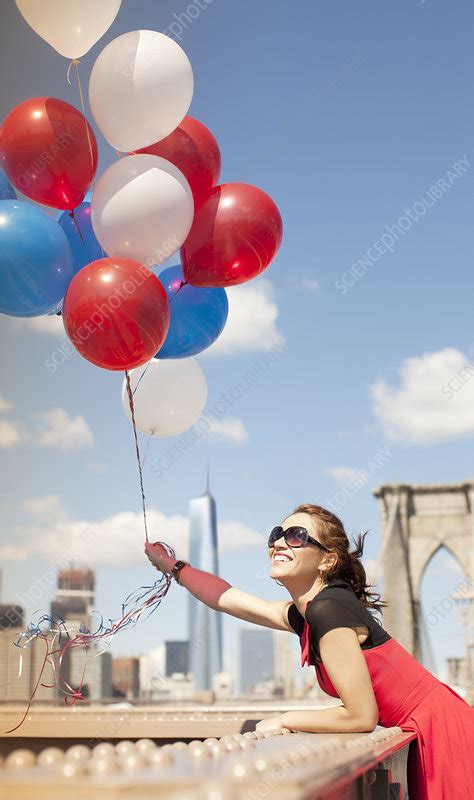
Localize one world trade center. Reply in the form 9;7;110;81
187;468;223;690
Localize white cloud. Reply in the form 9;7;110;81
0;497;265;566
0;394;12;413
34;409;94;451
7;314;65;336
371;348;474;443
204;416;249;444
0;393;24;447
0;402;94;451
0;543;32;561
201;279;284;358
217;520;265;552
0;419;26;447
301;278;320;292
328;467;366;484
23;495;69;523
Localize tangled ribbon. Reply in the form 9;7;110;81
3;548;175;734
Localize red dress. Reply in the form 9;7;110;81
294;584;474;800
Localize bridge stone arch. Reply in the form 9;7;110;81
373;481;473;700
418;540;465;587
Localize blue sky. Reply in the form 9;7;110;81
1;0;473;686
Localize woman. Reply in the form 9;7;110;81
145;503;474;799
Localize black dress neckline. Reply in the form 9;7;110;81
306;579;352;607
289;579;352;621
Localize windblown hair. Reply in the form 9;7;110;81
290;503;388;615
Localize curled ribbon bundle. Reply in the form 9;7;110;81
3;546;175;734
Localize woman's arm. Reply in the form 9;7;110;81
144;542;294;632
258;627;379;733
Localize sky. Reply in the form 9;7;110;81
0;0;473;686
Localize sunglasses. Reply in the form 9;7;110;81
268;525;331;552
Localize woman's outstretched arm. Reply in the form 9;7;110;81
145;542;294;632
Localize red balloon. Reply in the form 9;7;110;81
63;258;170;371
136;116;221;207
0;97;98;210
181;183;283;287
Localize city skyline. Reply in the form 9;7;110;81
2;475;472;704
2;469;473;700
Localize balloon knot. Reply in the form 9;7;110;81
66;59;81;86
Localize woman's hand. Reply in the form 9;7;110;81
144;541;176;575
255;714;289;733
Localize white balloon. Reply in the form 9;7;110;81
122;358;207;438
15;0;122;59
91;154;194;266
89;29;194;152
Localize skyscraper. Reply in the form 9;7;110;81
50;568;112;702
188;467;223;690
0;604;56;703
112;656;140;699
51;569;93;648
273;629;296;698
239;628;275;694
165;640;189;676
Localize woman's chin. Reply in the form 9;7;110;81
269;565;290;581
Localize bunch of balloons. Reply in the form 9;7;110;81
0;3;283;439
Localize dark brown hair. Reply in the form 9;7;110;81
290;503;388;615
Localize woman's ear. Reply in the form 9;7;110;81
321;554;338;574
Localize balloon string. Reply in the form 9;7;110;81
125;370;149;542
132;275;186;430
133;362;151;396
128;282;189;470
130;280;189;466
68;209;89;253
4;636;50;734
140;435;153;470
70;209;93;262
67;59;95;189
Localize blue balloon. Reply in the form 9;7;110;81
0;169;16;201
0;200;73;317
156;264;228;358
56;191;103;277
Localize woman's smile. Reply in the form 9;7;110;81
272;551;293;563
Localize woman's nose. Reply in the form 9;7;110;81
274;537;288;548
